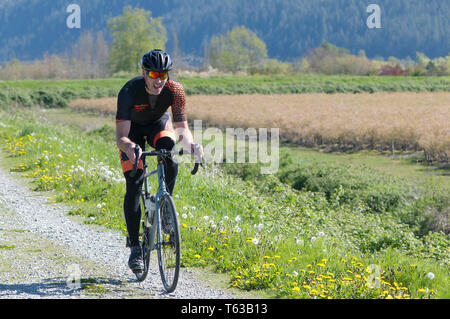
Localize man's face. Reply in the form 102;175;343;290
142;69;168;95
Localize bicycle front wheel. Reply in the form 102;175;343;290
157;194;181;293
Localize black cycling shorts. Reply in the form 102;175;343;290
119;112;176;173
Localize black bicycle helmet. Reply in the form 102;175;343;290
141;49;173;72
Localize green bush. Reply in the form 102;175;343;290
31;88;69;108
87;124;116;141
223;148;448;240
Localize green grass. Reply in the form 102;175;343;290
0;78;129;90
1;74;449;97
0;107;448;299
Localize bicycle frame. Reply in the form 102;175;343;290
128;141;202;288
141;149;170;254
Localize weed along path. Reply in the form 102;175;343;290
0;161;237;299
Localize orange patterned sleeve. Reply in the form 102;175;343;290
165;80;187;122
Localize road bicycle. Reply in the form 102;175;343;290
126;143;202;293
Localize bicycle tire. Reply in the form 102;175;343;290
134;197;155;282
133;226;150;282
157;194;181;293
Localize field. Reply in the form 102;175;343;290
186;92;450;165
68;91;450;166
1;73;450;94
0;76;449;299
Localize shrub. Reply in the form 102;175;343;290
379;64;409;76
31;88;69;108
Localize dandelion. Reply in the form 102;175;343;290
316;231;325;237
255;223;264;231
181;213;187;219
203;215;209;222
426;272;435;280
235;215;241;222
251;238;259;245
292;286;300;292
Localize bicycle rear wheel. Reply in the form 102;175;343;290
134;223;152;282
157;194;181;293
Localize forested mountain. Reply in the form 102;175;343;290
0;0;448;63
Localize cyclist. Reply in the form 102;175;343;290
115;49;203;273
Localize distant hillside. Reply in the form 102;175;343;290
1;0;449;63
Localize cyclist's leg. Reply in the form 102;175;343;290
147;112;178;195
123;169;144;247
155;135;178;195
120;132;145;248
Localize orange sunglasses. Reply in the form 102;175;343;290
147;70;168;80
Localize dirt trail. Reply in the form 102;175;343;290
0;165;237;299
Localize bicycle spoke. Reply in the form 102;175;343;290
133;198;154;282
158;195;180;292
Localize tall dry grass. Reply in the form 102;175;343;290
185;92;450;164
70;97;117;115
69;92;450;164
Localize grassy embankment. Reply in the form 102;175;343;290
0;75;448;299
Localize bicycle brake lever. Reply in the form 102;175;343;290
129;144;141;178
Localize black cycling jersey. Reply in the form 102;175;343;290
116;76;187;125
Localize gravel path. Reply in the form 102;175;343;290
0;166;238;299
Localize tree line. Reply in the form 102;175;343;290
1;6;449;80
1;0;449;64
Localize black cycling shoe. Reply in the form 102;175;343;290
128;245;144;273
